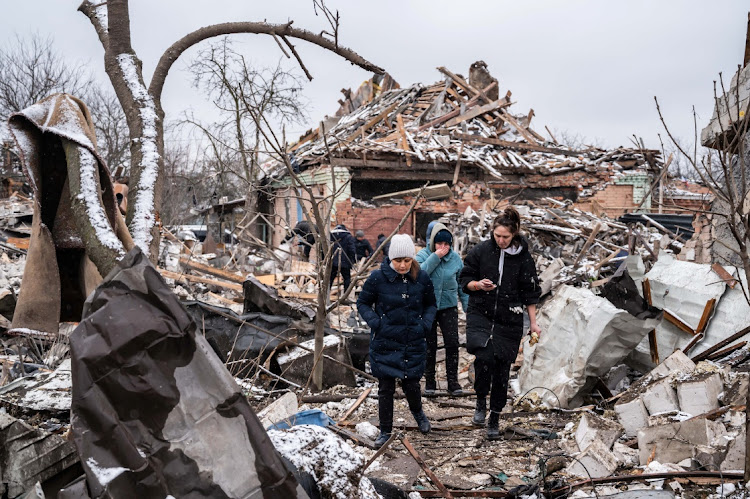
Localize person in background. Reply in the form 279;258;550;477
329;224;356;290
284;220;316;260
357;234;437;448
375;233;390;261
354;230;374;262
459;207;541;439
416;221;469;396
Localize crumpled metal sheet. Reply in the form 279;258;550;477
628;255;749;369
519;272;662;408
184;301;307;365
70;248;306;498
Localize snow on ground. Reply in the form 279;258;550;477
268;424;381;499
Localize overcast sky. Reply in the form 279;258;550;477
2;1;747;152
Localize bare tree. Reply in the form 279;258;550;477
656;72;750;305
183;38;307;241
0;33;93;119
87;86;130;174
549;128;604;151
76;0;383;271
0;33;130;175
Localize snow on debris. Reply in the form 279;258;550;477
268;425;382;499
85;457;129;487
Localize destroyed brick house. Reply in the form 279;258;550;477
260;63;711;248
2;58;749;497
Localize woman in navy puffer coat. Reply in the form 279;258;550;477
357;234;437;448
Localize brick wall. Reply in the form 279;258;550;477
335;197;486;244
576;184;635;218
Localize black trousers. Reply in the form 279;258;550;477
330;266;351;290
377;376;423;433
424;307;459;383
474;355;513;413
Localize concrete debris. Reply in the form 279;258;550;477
0;411;79;498
0;358;71;412
575;413;624;452
642;378;680;415
277;334;357;388
257;391;298;429
720;425;746;472
675;372;722;416
566;438;618;479
637;417;726;465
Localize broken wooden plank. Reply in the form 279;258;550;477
159;269;244;293
345;101;401;142
706;342;747;361
663;309;697;335
498;109;540;145
443;97;511;128
326;424;378;450
452;133;580;156
711;263;738;289
179;256;246;283
572;222;601;266
417;82;500;131
642;278;660;364
255;274;276;286
338;387;373;424
648;329;660;365
590;277;611;288
396;113;413;167
692;325;750;361
695;298;717;335
5;237;29;250
452;142;464;185
401;435;454;498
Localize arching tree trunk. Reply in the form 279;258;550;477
78;0;382;272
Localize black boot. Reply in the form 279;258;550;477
374;431;391;449
446;348;463;396
412;410;431;433
424;378;436;395
486;411;500;440
447;380;463;396
472;398;487;426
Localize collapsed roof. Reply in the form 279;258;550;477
283;64;662;197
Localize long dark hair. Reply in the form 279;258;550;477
492;206;521;235
409;259;421;281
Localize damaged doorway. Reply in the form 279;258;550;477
415;211;446;246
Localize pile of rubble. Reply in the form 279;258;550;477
282;66;661;200
440;198;685;293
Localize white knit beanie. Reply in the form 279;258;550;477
388;234;416;260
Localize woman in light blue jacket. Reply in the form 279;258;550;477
416;221;469;396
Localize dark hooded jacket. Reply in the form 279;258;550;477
357;260;437;379
355;237;374;261
459;235;540;362
330;225;356;269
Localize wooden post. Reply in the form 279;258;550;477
452;142;464;185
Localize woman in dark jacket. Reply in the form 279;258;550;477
459;207;541;439
357;234;438;448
